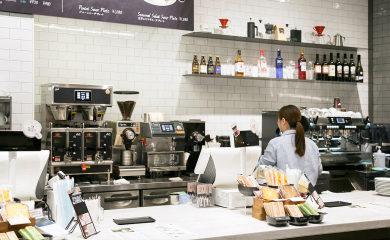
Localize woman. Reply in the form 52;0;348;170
256;105;322;185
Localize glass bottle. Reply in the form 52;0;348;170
356;55;363;83
214;56;221;75
314;54;322;80
192;54;199;74
342;53;349;82
328;53;335;81
258;50;267;77
235;50;244;77
207;55;214;75
349;54;355;82
275;49;283;79
335;53;342;81
298;48;306;80
200;55;207;74
322;54;328;81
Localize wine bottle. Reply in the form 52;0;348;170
276;49;283;79
328;53;335;81
335;53;342;81
342;53;349;82
356;55;363;83
314;54;322;80
235;50;244;77
298;48;306;80
322;54;328;81
349;54;355;82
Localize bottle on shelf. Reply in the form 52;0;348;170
276;49;283;79
356;55;363;83
235;50;245;77
342;53;349;82
207;55;214;75
349;54;356;82
200;55;207;74
322;54;328;81
335;53;342;81
192;54;199;74
314;54;322;80
215;56;221;75
258;50;267;77
328;53;336;81
298;48;306;80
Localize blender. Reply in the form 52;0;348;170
106;91;145;178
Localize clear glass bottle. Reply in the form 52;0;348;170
235;50;244;77
275;49;283;79
258;50;267;77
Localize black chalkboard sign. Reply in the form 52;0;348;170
0;0;194;31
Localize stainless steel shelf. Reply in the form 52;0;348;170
183;32;364;52
183;74;362;84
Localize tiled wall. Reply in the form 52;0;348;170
372;0;390;123
0;12;34;130
31;0;369;137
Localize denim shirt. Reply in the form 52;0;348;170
256;130;322;185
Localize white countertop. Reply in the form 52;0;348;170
66;191;390;240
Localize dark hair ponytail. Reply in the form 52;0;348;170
278;105;306;157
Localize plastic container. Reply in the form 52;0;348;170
304;212;327;223
288;216;309;226
374;146;386;168
238;184;258;196
266;215;290;226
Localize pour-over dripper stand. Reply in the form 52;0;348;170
313;26;325;36
114;91;139;121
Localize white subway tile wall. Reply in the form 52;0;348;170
0;12;34;130
373;0;389;123
30;0;369;137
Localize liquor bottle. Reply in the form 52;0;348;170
192;54;199;74
298;48;306;80
207;55;214;74
314;54;322;80
342;53;349;82
200;55;207;74
258;50;267;77
335;53;342;81
214;56;221;75
349;54;356;82
322;54;328;81
235;50;244;77
275;49;283;79
356;55;363;83
328;53;335;81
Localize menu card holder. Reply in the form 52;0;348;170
67;187;99;239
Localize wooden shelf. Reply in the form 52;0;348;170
183;74;362;84
183;32;363;52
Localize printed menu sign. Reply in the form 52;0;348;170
0;0;194;31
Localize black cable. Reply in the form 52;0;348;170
35;201;54;222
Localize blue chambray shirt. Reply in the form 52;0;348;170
256;130;323;185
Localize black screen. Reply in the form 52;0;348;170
75;90;91;101
161;124;174;132
0;131;41;151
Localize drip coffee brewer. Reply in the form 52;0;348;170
264;23;275;40
106;91;145;178
215;18;233;35
311;26;331;44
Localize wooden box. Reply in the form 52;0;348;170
0;217;35;237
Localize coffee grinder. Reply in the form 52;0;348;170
106;91;145;178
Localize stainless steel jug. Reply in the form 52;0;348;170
333;33;346;46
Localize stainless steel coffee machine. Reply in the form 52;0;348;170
105;91;145;178
41;83;114;177
139;121;186;178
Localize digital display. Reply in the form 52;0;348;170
336;118;345;124
118;123;136;127
74;90;91;101
161;124;174;132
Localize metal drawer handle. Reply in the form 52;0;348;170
369;180;375;183
144;194;169;200
104;196;139;202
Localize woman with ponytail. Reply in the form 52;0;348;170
256;105;322;185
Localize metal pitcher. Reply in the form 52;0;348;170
333;33;346;46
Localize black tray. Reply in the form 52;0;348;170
266;215;290;226
288;216;309;226
324;201;352;207
238;184;258;196
113;216;156;225
304;212;327;223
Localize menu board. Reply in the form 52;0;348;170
0;0;194;31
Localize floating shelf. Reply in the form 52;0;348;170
183;74;361;84
183;32;362;52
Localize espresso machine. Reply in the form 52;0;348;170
174;120;205;174
139;121;186;178
41;83;113;177
105;91;145;178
